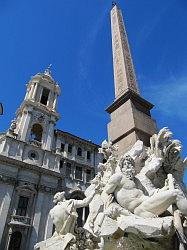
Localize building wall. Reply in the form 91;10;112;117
0;71;102;249
0;131;101;250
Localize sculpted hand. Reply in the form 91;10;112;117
164;178;169;190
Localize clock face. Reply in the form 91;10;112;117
28;150;39;160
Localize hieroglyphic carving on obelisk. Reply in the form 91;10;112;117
111;4;140;98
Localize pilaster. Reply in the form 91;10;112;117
20;107;33;141
44;119;55;151
0;183;14;244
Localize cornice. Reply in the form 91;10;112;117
16;100;60;120
56;130;100;149
0;154;62;179
106;90;154;114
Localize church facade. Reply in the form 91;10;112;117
0;68;102;250
0;3;158;250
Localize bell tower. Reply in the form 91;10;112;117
13;66;60;151
106;4;157;155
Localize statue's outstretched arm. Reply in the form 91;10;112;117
74;190;95;208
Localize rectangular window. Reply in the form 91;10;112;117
61;143;65;152
75;166;82;180
87;151;91;160
77;147;82;157
66;163;72;177
40;88;50;105
68;144;72;154
86;169;91;182
60;159;64;169
16;196;29;216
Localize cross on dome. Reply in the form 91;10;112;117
44;64;52;76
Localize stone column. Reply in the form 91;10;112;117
83;168;87;184
20;109;33;141
72;145;76;160
52;93;57;110
55;138;62;154
43;196;54;240
64;143;68;158
28;192;44;250
47;91;53;108
32;83;38;100
37;194;52;242
27;86;32;99
24;87;29;100
29;83;35;100
44;120;55;151
72;163;75;180
82;207;85;225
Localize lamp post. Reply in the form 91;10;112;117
0;103;3;115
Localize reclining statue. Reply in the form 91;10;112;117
104;155;187;218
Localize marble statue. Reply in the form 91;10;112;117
105;154;187;218
35;189;101;250
7;119;17;136
35;128;187;250
84;128;187;249
49;190;95;236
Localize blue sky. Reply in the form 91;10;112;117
0;0;187;180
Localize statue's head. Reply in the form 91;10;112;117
99;140;118;160
172;140;182;153
53;192;65;204
119;155;135;179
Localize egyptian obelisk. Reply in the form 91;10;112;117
106;3;157;155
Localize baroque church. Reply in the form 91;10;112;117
0;4;158;250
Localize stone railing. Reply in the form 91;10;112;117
29;139;42;147
75;155;85;162
11;215;31;226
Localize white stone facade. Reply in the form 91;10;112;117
0;68;102;250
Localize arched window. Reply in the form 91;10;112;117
8;231;22;250
30;124;43;142
77;147;82;157
40;88;50;105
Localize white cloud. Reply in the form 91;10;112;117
142;75;187;121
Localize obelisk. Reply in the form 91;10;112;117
106;3;157;155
